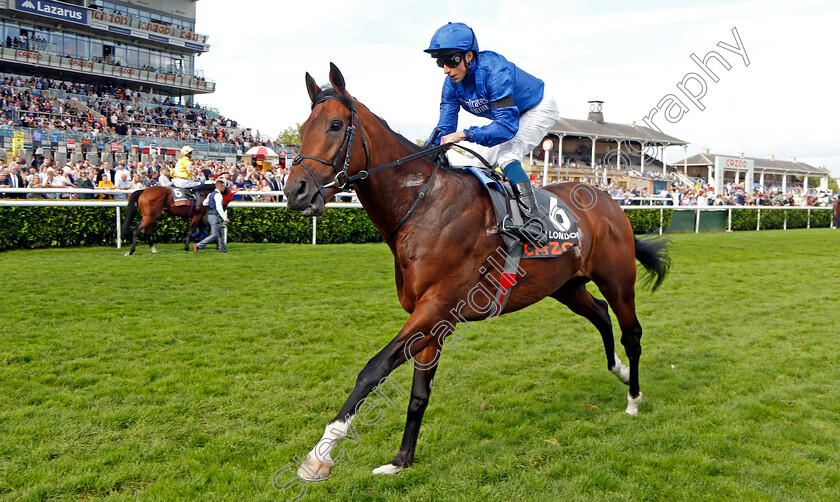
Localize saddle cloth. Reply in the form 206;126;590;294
171;187;195;206
464;166;580;259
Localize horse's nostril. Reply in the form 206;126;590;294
296;180;307;196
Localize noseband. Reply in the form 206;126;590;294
292;91;371;203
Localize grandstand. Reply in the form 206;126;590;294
0;0;273;166
669;148;831;194
523;100;687;193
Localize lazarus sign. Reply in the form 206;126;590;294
15;0;87;23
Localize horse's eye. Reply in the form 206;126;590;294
330;120;343;131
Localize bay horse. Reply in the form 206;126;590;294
833;197;839;229
121;184;225;256
283;64;670;482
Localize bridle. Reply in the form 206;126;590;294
292;89;492;242
291;91;371;204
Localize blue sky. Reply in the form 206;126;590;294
195;0;840;176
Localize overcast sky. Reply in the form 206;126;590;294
195;0;840;177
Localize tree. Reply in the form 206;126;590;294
277;123;302;147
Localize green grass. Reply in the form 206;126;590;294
1;229;839;501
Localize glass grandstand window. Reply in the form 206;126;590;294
149;52;160;70
127;47;139;68
64;35;77;57
90;40;103;59
114;45;127;66
77;38;90;59
138;49;150;69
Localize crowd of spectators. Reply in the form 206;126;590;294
0;155;296;203
0;74;276;149
604;182;835;207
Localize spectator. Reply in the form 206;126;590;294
129;173;144;191
97;171;114;199
6;163;25;198
0;170;8;197
158;167;171;187
26;175;46;199
76;170;95;199
142;171;157;188
113;171;131;200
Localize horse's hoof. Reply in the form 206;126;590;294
150;247;158;254
372;463;404;475
625;392;642;416
124;251;131;257
297;456;332;482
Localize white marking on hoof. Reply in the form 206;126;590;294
625;392;642;416
150;246;158;254
372;463;404;475
297;455;332;482
124;251;131;257
610;353;630;384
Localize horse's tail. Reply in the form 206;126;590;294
634;236;671;292
121;189;143;239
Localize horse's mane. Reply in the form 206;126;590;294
313;84;449;169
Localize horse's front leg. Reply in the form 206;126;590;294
297;301;450;482
372;341;442;476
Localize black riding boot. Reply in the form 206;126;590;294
509;181;548;247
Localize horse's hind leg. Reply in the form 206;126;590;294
145;221;157;253
127;219;145;256
597;279;644;416
373;342;441;476
550;278;629;385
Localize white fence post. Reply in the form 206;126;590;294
312;217;317;245
116;206;121;249
756;208;761;231
695;208;700;233
659;208;664;236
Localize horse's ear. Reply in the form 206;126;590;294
305;72;320;103
328;62;347;95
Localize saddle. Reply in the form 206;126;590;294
171;183;215;207
463;164;581;316
464;165;580;258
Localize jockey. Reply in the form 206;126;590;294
424;22;558;247
172;145;202;196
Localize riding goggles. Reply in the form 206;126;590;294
436;53;463;68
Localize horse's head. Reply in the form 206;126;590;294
285;63;368;216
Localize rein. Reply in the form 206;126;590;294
294;91;494;242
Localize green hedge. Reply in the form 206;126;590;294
0;205;830;251
625;208;673;234
732;208;831;231
0;206;384;251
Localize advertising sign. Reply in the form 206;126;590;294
15;0;87;24
713;156;754;195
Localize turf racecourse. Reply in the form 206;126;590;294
2;230;839;502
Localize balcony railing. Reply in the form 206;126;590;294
0;47;214;93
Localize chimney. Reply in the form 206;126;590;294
702;147;710;155
789;156;797;162
736;152;744;158
588;100;604;124
767;154;775;161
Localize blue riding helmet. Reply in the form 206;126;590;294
424;22;479;56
